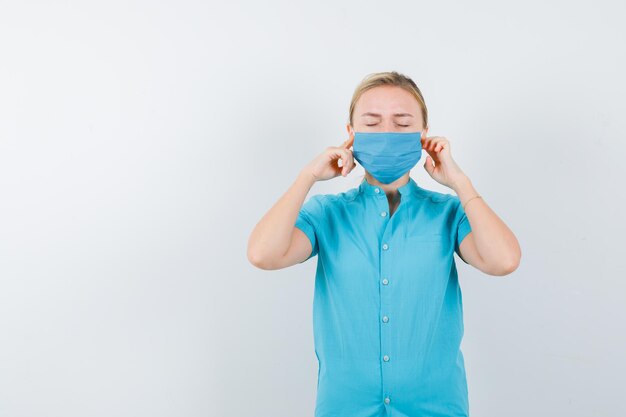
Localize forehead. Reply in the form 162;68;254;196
355;86;420;115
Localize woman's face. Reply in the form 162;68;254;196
347;85;427;137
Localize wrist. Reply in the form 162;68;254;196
450;175;471;192
297;169;318;186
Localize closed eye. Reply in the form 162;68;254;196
366;124;410;127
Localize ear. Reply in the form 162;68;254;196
346;123;354;136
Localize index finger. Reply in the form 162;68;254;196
341;135;354;149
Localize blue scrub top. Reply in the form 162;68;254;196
295;176;473;417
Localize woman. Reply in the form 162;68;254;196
247;71;521;417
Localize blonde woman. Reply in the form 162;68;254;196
248;71;521;417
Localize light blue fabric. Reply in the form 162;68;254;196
295;176;473;417
352;131;423;184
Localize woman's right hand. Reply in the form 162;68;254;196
302;134;356;181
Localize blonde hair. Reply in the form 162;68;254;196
348;71;428;130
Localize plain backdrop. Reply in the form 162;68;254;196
1;1;625;416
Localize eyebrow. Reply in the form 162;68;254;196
360;112;414;118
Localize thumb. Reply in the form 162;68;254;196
423;155;434;174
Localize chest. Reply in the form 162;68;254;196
317;198;454;276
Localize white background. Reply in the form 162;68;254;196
1;1;625;416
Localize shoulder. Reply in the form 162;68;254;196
412;186;460;209
305;185;361;209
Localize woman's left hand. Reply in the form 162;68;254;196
421;136;468;189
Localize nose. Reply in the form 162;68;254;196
380;121;404;132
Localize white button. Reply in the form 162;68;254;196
382;243;388;250
384;397;391;404
375;188;380;193
382;316;389;323
380;211;387;217
383;355;390;362
382;278;389;285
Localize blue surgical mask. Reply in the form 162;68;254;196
352;131;423;184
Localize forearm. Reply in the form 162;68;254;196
452;176;521;271
247;169;316;262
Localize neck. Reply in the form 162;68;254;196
364;173;410;201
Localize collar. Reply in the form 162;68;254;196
358;176;419;198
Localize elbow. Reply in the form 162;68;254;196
248;235;287;270
496;253;521;276
247;236;270;270
248;249;270;270
247;247;279;270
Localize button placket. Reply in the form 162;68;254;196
378;188;394;406
359;180;418;408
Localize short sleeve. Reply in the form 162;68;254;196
294;194;325;263
453;197;473;264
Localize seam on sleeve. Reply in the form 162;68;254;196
295;195;326;262
453;196;472;264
